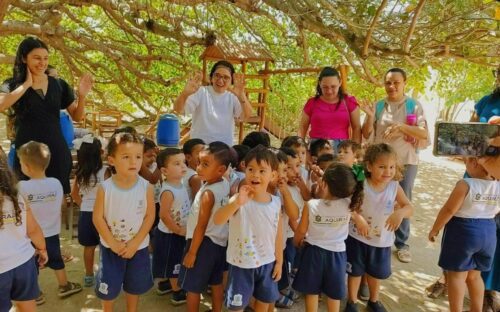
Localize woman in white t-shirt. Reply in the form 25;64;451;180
173;61;253;146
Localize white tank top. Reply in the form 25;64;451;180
18;178;63;237
286;184;304;238
0;196;35;274
182;167;197;202
227;195;281;268
100;177;150;249
186;179;230;247
306;198;351;252
276;190;288;250
455;179;500;219
157;182;191;234
148;163;162;204
349;180;398;248
79;167;108;212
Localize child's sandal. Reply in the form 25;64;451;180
275;295;294;309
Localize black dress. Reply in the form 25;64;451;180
1;76;75;193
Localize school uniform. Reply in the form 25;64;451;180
225;195;281;310
147;162;162;238
77;167;107;247
439;179;500;272
179;178;230;293
18;178;64;270
182;167;197;202
94;177;153;300
152;182;191;279
284;184;304;271
0;196;39;311
346;181;398;280
293;198;351;300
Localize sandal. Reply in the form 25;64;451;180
396;249;412;263
61;248;74;263
275;295;294;309
425;280;447;299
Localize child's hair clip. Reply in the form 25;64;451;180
73;133;106;151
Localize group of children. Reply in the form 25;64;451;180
1;127;498;312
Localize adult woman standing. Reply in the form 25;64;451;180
0;37;93;194
298;67;361;149
173;60;252;146
361;68;429;263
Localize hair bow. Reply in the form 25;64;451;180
72;134;105;150
352;164;365;182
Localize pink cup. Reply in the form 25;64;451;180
406;114;417;125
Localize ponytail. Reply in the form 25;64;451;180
349;180;364;212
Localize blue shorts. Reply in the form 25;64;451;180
152;230;186;279
0;257;39;311
346;236;391;280
178;237;226;293
292;244;346;300
45;235;65;270
439;217;496;272
225;262;280;310
95;246;153;300
78;211;99;247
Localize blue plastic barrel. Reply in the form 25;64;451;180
7;144;15;169
59;111;74;149
156;114;180;147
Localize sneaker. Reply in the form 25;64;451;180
275;294;294;309
36;292;46;305
344;301;359;312
156;280;173;296
281;288;300;302
61;248;74;263
396;249;412;263
58;281;82;298
367;300;388;312
358;283;370;301
170;290;187;306
425;280;447;299
83;275;94;287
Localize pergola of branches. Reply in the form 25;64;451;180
0;0;498;121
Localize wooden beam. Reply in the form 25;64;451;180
0;53;14;64
0;0;13;25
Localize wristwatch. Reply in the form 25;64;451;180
485;145;500;156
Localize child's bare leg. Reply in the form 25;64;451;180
211;284;224;312
14;300;36;312
267;302;275;312
326;298;340;312
54;269;68;286
447;271;468;312
304;294;319;312
186;292;201;312
366;274;381;302
465;270;484;312
169;277;180;291
125;292;139;312
347;275;362;302
102;300;114;312
254;299;271;312
84;246;96;276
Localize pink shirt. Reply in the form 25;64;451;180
303;95;358;139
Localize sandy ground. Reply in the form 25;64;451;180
1;115;467;312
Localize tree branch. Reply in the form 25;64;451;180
362;0;388;58
403;0;426;53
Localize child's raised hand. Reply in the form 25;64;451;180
237;185;254;206
183;251;197;268
385;210;404;231
37;249;48;268
272;261;282;282
310;165;323;183
183;71;202;96
428;229;439;242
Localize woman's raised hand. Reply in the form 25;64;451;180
184;71;202;96
78;73;94;97
231;73;246;99
358;99;374;117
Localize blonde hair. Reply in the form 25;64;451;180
17;141;51;171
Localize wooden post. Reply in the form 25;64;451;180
202;59;208;84
339;64;349;93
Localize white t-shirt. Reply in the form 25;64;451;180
349;180;398;248
100;177;150;249
183;167;197;203
227;196;281;269
306;199;351;252
0;196;35;274
18;178;63;237
157;182;191;234
286;184;305;238
184;86;242;146
78;166;107;212
186;179;230;247
455;179;500;219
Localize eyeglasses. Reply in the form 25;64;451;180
213;73;231;82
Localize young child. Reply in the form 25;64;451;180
178;141;231;312
232;144;251;180
428;157;499;312
182;138;204;202
152;148;191;305
310;153;337;199
309;139;333;164
71;135;109;288
241;131;271;149
17;141;83;301
214;145;283;312
282;136;308;182
0;149;48;311
92;132;155;311
337;140;361;168
345;143;413;312
293;163;365;312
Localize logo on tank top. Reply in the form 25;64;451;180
27;191;57;203
313;214;349;226
473;193;500;205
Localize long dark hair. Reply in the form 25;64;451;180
0;149;22;229
76;138;103;189
315;67;345;102
12;37;49;87
323;163;363;212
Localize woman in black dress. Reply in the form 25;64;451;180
0;37;93;193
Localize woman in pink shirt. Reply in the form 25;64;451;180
298;67;361;150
